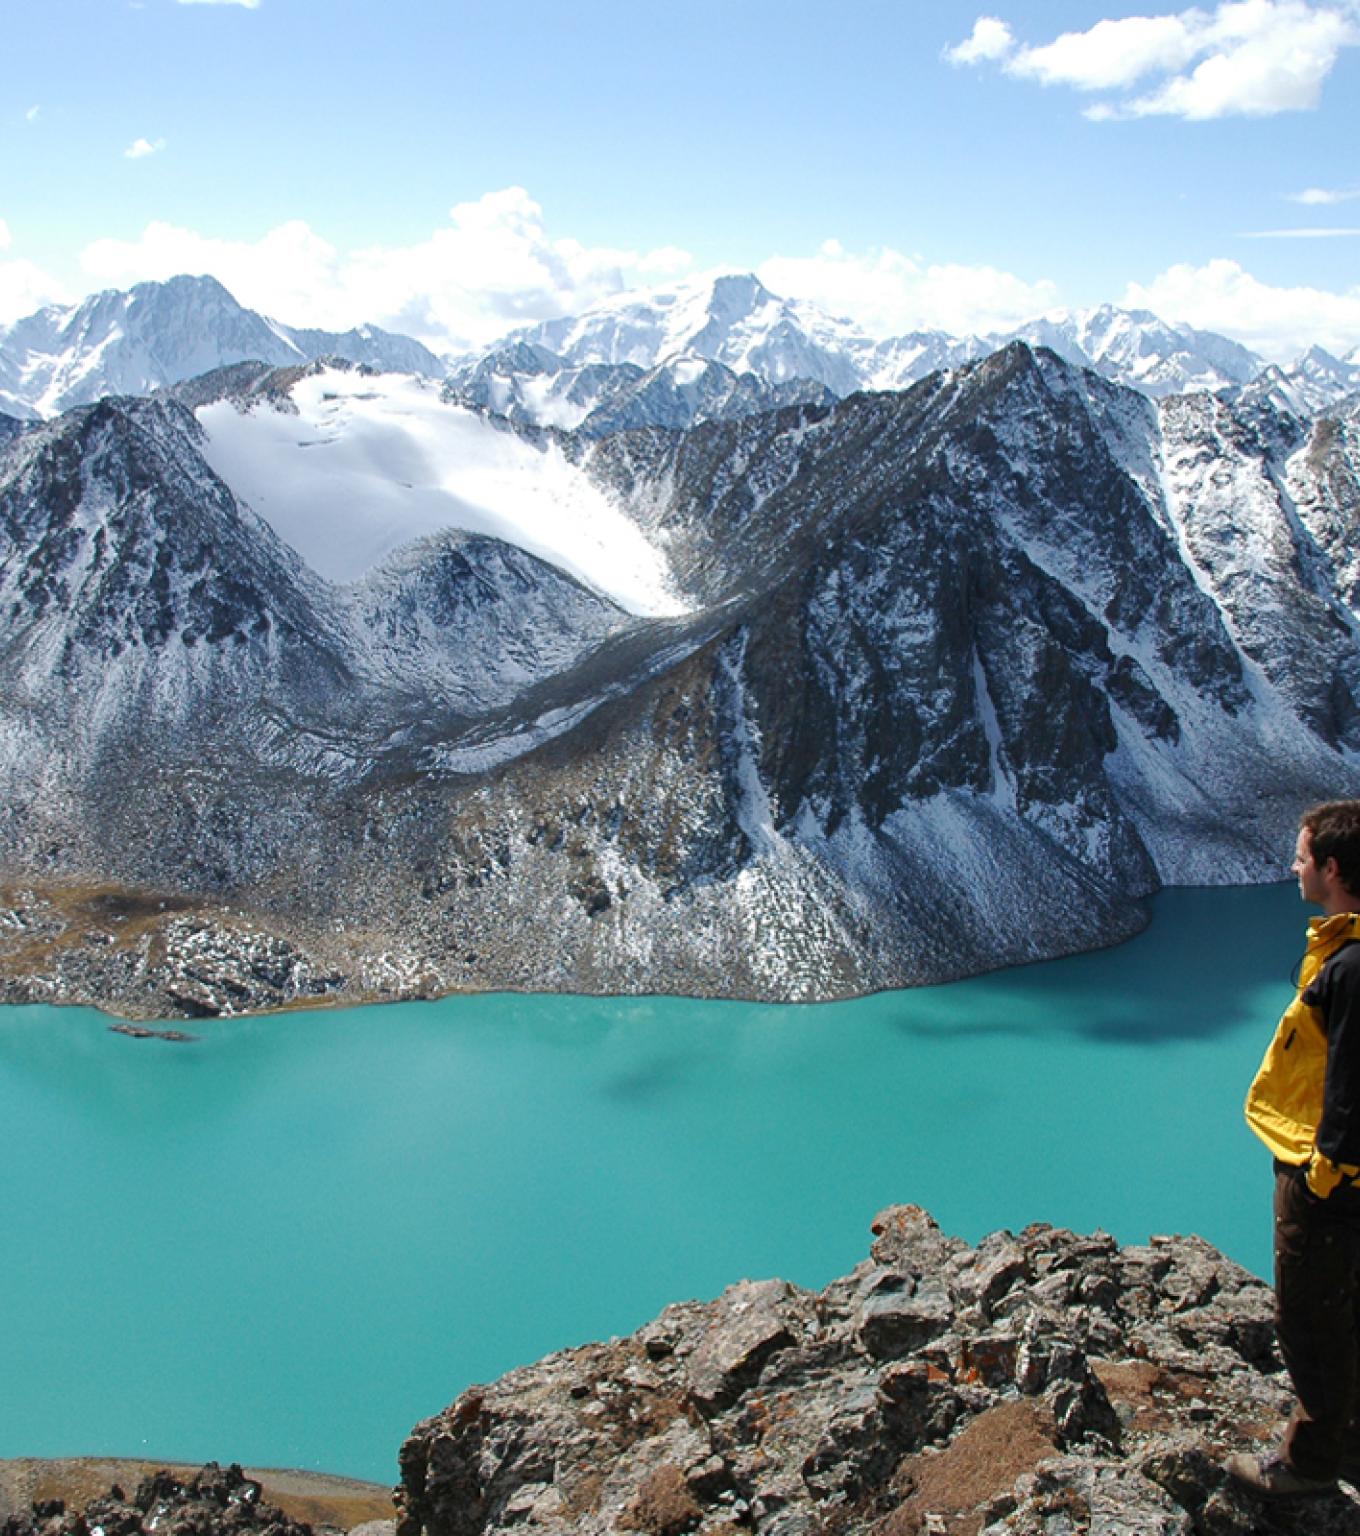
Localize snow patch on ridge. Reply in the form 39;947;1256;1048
719;634;780;856
196;369;687;616
971;648;1015;810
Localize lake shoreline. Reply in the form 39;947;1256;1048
0;862;1176;1023
0;872;1212;1026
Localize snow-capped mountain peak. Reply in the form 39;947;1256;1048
4;338;1360;1016
7;268;1360;436
0;274;444;421
508;271;869;395
1218;344;1360;418
501;279;1278;407
1002;304;1262;396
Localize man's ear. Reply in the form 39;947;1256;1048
1323;856;1344;886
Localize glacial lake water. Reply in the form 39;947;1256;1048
0;881;1304;1483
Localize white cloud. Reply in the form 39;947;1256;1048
78;189;696;355
1124;258;1360;360
757;239;1060;338
57;189;1360;365
1290;185;1360;203
944;17;1015;65
1010;15;1199;90
82;218;340;321
1123;3;1356;118
0;259;68;325
124;137;166;159
176;0;260;8
0;220;71;323
69;193;1062;350
25;106;39;123
950;2;1360;120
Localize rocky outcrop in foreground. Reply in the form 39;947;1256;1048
2;1464;321;1536
395;1207;1360;1536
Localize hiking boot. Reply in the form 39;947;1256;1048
1225;1451;1337;1499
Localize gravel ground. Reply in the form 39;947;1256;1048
0;1458;395;1533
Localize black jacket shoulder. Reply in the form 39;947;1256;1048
1305;938;1360;1026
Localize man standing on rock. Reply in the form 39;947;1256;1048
1229;800;1360;1499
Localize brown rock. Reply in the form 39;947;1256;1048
618;1465;702;1536
883;1400;1058;1535
686;1279;815;1412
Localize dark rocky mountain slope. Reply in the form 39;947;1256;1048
1;346;1357;1018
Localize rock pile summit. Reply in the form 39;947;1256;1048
394;1206;1360;1535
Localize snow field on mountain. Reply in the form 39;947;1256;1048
195;369;687;615
511;372;595;430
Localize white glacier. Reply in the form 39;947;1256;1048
196;368;688;616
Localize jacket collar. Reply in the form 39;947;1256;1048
1307;909;1360;951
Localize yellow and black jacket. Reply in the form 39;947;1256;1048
1246;910;1360;1197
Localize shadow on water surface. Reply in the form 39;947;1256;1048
889;881;1302;1046
596;1051;700;1103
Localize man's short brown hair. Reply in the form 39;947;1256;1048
1301;800;1360;898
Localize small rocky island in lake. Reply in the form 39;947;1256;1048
108;1022;198;1042
9;1207;1359;1535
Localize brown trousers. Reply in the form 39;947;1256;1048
1274;1163;1360;1477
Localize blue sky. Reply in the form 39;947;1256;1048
3;0;1359;359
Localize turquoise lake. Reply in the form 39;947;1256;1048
0;881;1305;1483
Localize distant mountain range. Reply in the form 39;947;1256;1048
0;274;443;420
480;269;1360;417
3;272;1359;429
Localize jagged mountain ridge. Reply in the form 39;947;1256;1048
0;274;443;421
1220;345;1360;419
1007;304;1261;397
6;271;1360;435
0;385;645;781
511;273;873;396
503;271;1360;410
1;344;1358;1016
443;344;836;437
